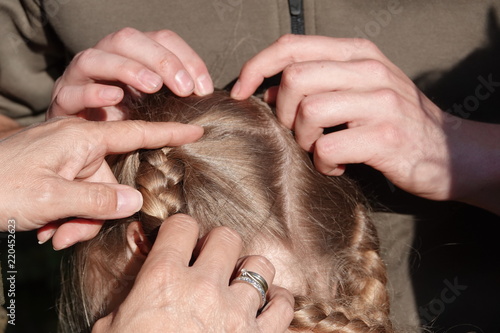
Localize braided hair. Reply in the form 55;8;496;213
58;90;393;332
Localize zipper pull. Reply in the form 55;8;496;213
288;0;305;35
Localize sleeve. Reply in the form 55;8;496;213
0;0;66;126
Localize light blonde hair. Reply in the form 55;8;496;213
59;90;393;332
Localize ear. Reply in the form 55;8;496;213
126;221;152;260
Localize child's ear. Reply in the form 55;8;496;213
126;221;152;260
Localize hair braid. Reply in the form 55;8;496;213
135;148;185;221
290;206;393;332
110;146;187;237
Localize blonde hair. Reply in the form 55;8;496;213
59;90;393;332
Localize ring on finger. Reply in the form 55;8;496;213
232;269;268;309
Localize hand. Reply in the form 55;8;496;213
48;28;214;120
92;214;295;333
231;34;458;201
0;117;203;248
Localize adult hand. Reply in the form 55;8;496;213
92;214;295;333
48;28;214;120
231;34;463;202
0;117;203;248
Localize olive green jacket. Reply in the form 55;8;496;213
1;0;499;125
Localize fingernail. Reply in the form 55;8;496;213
38;229;56;245
54;242;71;251
175;69;194;94
99;87;123;102
263;89;269;102
117;189;143;213
138;69;163;90
196;74;213;96
231;80;241;98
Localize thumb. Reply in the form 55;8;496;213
53;179;143;220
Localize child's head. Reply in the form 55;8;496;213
59;90;393;332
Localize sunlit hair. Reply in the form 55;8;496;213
58;90;393;332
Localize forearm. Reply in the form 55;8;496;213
449;119;500;215
0;114;23;139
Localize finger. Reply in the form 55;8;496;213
230;255;276;312
57;48;163;94
88;120;204;154
263;86;279;105
193;226;243;279
48;179;143;220
51;219;103;250
313;125;392;176
49;83;124;118
294;90;390;151
144;214;200;267
276;60;402;128
232;34;392;99
97;28;206;96
145;30;213;96
37;221;60;244
257;285;295;333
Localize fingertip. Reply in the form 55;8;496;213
231;82;257;100
186;123;205;139
52;219;103;250
319;164;346;176
195;74;214;96
257;285;295;332
99;86;124;103
117;187;143;214
174;69;195;96
157;213;200;239
37;225;57;245
137;69;163;91
230;80;242;99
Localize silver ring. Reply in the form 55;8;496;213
232;269;268;309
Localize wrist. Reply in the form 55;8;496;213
447;119;500;215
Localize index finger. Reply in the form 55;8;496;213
231;34;392;99
90;120;204;154
141;214;200;270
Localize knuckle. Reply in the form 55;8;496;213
281;63;305;89
276;33;298;46
211;226;242;246
72;48;100;74
299;95;323;122
249;255;275;276
31;179;57;208
354;38;377;52
374;88;400;107
315;136;336;159
272;293;295;319
361;59;389;78
111;27;140;42
375;122;402;146
150;29;179;43
87;185;117;215
283;301;296;322
123;120;148;145
167;213;200;232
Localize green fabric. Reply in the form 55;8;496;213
1;0;498;123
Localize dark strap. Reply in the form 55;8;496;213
288;0;305;34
